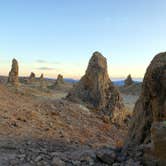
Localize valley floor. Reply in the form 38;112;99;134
0;82;139;166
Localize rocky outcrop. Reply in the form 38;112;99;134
8;58;19;86
127;52;166;146
55;74;64;86
40;73;44;81
124;74;133;86
29;72;36;82
125;52;166;165
39;73;46;88
151;122;166;161
67;51;124;117
30;72;35;80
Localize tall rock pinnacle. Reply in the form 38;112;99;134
124;74;133;86
67;51;124;117
8;58;19;86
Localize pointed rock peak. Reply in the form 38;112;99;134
12;58;18;64
55;74;64;85
87;51;107;72
40;73;44;79
11;58;18;70
8;58;19;85
67;52;124;118
29;72;35;79
57;74;63;80
127;74;131;78
124;74;133;86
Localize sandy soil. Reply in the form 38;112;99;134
0;84;126;147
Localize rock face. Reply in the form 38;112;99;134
125;52;166;165
151;122;166;161
127;52;166;146
55;74;64;86
8;59;19;86
67;51;124;117
124;74;133;86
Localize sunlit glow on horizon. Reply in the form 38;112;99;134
0;61;145;81
0;0;165;81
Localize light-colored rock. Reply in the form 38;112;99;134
52;157;65;166
8;58;19;86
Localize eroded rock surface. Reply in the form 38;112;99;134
67;51;124;118
124;52;166;165
8;58;19;86
151;122;166;161
127;52;166;146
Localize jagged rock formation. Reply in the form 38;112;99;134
125;52;166;165
55;74;64;86
39;73;45;88
124;74;133;86
29;72;36;82
8;58;19;86
67;51;124;117
40;73;44;81
39;74;47;89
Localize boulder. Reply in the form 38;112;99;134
8;58;19;86
96;149;117;164
67;51;124;117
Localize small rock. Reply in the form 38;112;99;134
35;155;43;162
112;163;121;166
96;149;117;164
52;157;65;166
71;160;81;166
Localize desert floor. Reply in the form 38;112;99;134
0;79;140;165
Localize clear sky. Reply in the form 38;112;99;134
0;0;166;80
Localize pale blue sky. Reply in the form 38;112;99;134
0;0;166;79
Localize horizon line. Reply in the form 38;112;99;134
0;74;143;81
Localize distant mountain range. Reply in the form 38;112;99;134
63;78;142;86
